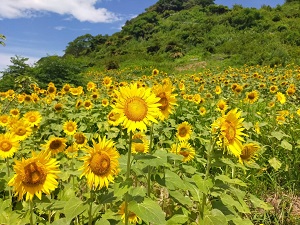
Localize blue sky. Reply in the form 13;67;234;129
0;0;285;72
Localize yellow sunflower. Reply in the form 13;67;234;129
79;137;120;190
107;110;121;126
216;99;228;114
212;108;246;157
152;82;177;121
176;121;192;141
74;132;87;148
8;150;60;201
119;201;142;224
10;108;20;118
199;106;207;116
276;92;286;104
0;133;19;159
84;100;93;110
269;85;278;94
239;143;260;165
54;103;63;112
215;85;222;95
131;132;149;154
43;137;67;155
65;144;79;159
63;120;77;136
170;141;196;162
23;111;42;127
244;90;259;104
112;83;161;133
87;81;97;91
102;98;109;107
103;76;113;87
9;119;32;141
0;114;10;127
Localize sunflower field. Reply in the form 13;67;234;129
0;64;300;225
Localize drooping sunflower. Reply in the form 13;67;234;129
170;141;196;162
176;121;192;141
0;133;19;159
212;108;246;157
112;83;161;133
119;201;142;224
79;137;120;190
8;150;60;201
9;119;32;141
244;90;259;104
43;137;67;155
23;111;42;127
74;132;87;148
131;132;149;154
152;83;177;121
239;143;260;165
54;103;63;112
65;144;79;159
63;120;78;136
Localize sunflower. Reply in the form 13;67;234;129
23;111;42;127
10;109;20;118
24;94;32;103
269;85;278;94
276;92;286;104
79;137;120;190
62;84;71;93
0;114;10;127
199;107;207;116
87;81;97;91
239;143;260;165
54;103;63;112
70;87;83;96
65;144;79;159
176;121;192;141
10;119;32;141
216;99;228;114
84;100;93;110
74;132;87;148
152;69;159;76
152;83;177;121
170;141;195;162
75;99;83;109
63;121;78;136
112;83;161;133
91;91;100;100
119;201;142;224
244;90;259;104
8;150;60;201
131;132;149;154
215;85;222;95
107;110;121;126
102;98;109;107
43;137;67;155
103;76;113;87
212;108;246;157
0;133;19;159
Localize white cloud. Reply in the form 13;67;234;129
54;26;66;31
0;0;120;23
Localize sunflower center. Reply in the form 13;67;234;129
67;125;75;132
218;104;225;110
248;93;255;100
90;153;111;176
134;143;145;153
48;87;56;93
85;102;91;107
1;141;12;152
179;150;189;157
29;116;37;122
178;127;188;137
158;92;169;111
124;97;148;122
22;162;47;186
50;140;62;150
226;125;236;143
75;134;85;144
16;127;27;136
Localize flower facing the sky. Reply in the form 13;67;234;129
112;83;161;133
8;150;60;201
80;137;120;190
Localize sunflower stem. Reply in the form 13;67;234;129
147;124;154;197
88;190;94;225
200;137;217;221
29;200;34;225
6;158;12;201
124;131;133;225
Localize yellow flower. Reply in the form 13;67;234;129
65;144;79;159
215;85;222;95
112;83;161;133
10;109;20;118
131;132;149;154
70;86;83;96
63;120;78;136
239;143;260;165
102;98;109;107
84;100;93;110
23;111;42;127
9;119;32;141
152;69;159;76
74;132;87;148
276;92;286;104
43;137;67;155
0;133;19;159
199;107;207;116
170;141;195;162
54;103;63;112
8;150;60;201
176;121;192;141
103;76;112;87
107;110;121;126
244;90;259;104
212;109;246;157
87;81;97;91
119;202;142;224
79;137;120;190
0;114;10;127
216;99;228;114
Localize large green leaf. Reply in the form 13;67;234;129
166;214;188;225
165;170;186;190
63;197;88;222
203;209;227;225
268;157;282;171
270;131;288;141
220;193;248;213
169;190;193;207
215;175;247;187
193;174;213;194
280;139;292;151
248;194;273;210
129;198;166;225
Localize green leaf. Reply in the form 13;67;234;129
220;193;248;213
193;174;213;194
248;194;273;211
129;198;166;225
280;139;292;151
203;209;228;225
270;131;288;141
215;175;247;187
169;190;193;207
165;170;186;190
231;217;254;225
166;214;188;225
185;182;202;203
95;218;110;225
63;197;88;221
268;157;282;171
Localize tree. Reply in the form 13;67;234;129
0;34;5;46
64;34;95;57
